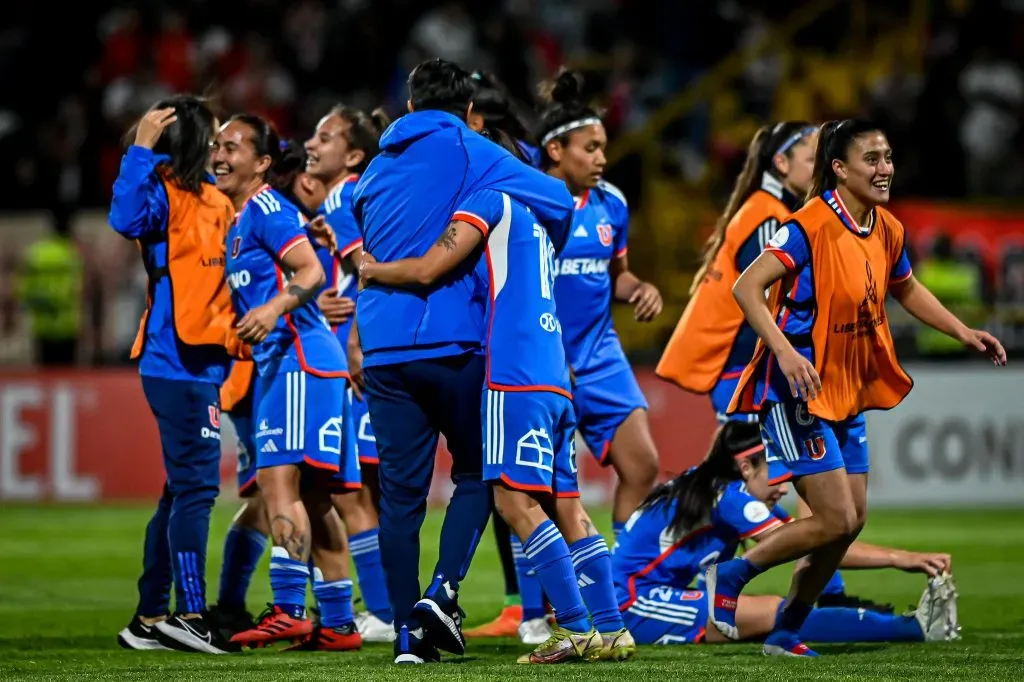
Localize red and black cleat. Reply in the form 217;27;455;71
230;605;313;648
284;623;363;651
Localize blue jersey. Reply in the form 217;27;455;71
553;180;630;371
613;480;784;607
108;145;230;384
457;189;570;393
353;110;573;368
316;175;362;346
225;186;346;377
754;189;914;404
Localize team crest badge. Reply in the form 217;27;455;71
208;405;221;428
596;223;613;247
231;236;242;258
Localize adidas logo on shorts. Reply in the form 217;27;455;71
261;441;279;453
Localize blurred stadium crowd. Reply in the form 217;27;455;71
2;0;1024;366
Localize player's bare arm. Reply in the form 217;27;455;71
359;220;484;288
890;275;1006;365
236;239;325;343
609;253;662;322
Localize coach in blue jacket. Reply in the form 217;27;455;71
350;58;573;663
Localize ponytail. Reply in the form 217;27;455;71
639;422;764;537
536;68;601;169
806;118;883;202
690;120;815;295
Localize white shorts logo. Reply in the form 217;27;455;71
515;428;554;472
743;500;771;524
318;417;343;455
795;402;815;426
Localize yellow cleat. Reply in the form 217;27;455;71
585;628;636;662
516;627;600;664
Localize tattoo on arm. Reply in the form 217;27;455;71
286;283;315;305
435;223;458;251
581;517;598;538
270;514;309;560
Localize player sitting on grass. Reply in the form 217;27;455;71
613;421;960;647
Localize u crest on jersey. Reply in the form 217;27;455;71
596;223;614;247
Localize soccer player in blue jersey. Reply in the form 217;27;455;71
613;421;959;647
351;58;578;663
360;113;636;663
110;97;245;654
304;104;396;642
213;115;362;652
538;70;663;539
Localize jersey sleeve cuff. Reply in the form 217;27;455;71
453;210;489;236
738;518;783;540
890;268;913;284
339;238;363;258
277;234;309;260
615;247;628;258
766;247;797;271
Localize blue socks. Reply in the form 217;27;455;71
218;525;267;610
349;528;394;622
798;605;924;643
765;600;816;656
522;521;591;634
312;568;355;628
269;547;309;618
821;571;846;597
511;537;546;621
569;535;624;633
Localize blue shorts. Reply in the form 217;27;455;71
483;388;579;498
347;386;378;465
573;358;648;464
254;356;354;483
621;584;708;645
760;401;869;478
710;374;757;424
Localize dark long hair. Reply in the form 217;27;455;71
639;422;765;538
470;71;532;163
807;119;883;200
690;121;814;295
536;69;601;169
327;104;391;174
127;94;216;196
269;138;318;219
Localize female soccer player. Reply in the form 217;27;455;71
614;421;960;647
212;115;362;652
304;104;395;642
657;122;888;613
460;70;553;646
538;70;663;539
710;119;1005;657
359;109;637;664
111;96;246;654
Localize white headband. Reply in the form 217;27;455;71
540;117;602;147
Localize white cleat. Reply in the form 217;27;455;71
355;611;397;643
913;573;961;642
518;617;553;645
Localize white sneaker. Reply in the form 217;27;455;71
355;610;397;642
914;573;961;642
518;617;553;645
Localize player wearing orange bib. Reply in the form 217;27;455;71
707;119;1006;657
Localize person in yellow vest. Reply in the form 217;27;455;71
16;210;83;366
109;96;248;654
915;234;982;356
711;119;1005;658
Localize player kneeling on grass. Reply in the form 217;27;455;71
359;154;634;662
613;421;960;648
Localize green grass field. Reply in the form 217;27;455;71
1;505;1022;681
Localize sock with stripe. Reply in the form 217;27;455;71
521;520;591;634
796;605;924;642
820;571;846;597
269;546;309;619
568;535;624;632
511;537;546;621
349;528;393;623
218;525;267;611
312;567;355;628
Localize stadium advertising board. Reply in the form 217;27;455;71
2;367;1021;506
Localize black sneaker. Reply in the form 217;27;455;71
117;615;183;651
412;577;466;655
394;625;440;664
155;612;239;654
817;592;895;614
207;604;256;642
